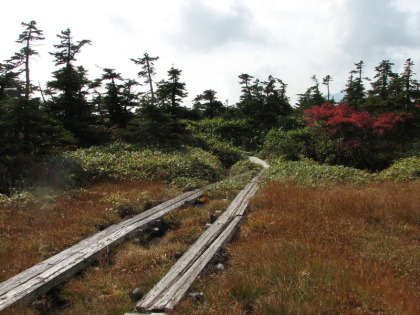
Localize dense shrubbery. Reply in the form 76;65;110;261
264;156;420;188
264;158;376;187
378;156;420;181
63;142;226;188
190;118;259;151
260;128;314;160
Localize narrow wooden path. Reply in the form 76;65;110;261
0;189;203;311
136;164;267;313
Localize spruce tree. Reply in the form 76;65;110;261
131;53;159;105
156;66;187;116
7;21;44;99
46;29;95;145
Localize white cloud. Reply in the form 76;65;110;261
1;0;420;106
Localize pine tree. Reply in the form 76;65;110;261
193;89;225;118
322;75;333;102
46;29;95;144
401;58;418;111
131;53;159;105
296;75;326;110
156;66;188;116
342;61;367;110
6;21;44;99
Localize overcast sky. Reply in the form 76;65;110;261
1;0;420;106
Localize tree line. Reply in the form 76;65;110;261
1;20;419;192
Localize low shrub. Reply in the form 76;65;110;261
63;142;226;189
378;156;420;181
260;128;314;160
264;158;375;187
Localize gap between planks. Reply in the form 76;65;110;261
0;189;203;311
136;170;265;313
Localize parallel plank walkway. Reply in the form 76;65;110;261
0;189;203;311
136;167;267;313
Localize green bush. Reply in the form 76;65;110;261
202;138;247;168
190;118;257;150
378;156;420;181
63;142;226;189
229;160;263;177
264;158;375;187
261;128;314;160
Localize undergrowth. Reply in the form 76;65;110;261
176;181;420;314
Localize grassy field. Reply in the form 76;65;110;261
176;181;420;314
1;152;419;314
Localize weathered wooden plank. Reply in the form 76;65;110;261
136;170;265;312
0;189;203;311
161;216;244;312
136;179;257;310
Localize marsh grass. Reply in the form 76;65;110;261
0;180;176;283
176;181;420;314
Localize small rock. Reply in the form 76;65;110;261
150;227;162;236
188;291;204;302
209;213;217;223
154;219;164;229
97;223;108;231
31;299;44;311
215;210;223;214
215;263;225;271
174;251;184;259
129;287;144;302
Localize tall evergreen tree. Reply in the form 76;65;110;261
97;68;138;127
342;61;367;109
46;29;95;144
296;75;326;110
156;66;188;116
193;89;225;118
401;58;417;111
370;60;396;100
322;75;333;101
237;74;291;127
6;21;44;99
131;53;159;105
238;73;255;101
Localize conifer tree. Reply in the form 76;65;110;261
193;89;225;118
131;53;159;105
322;75;333;101
296;75;326;110
342;61;367;109
7;21;44;99
156;66;187;116
46;29;95;144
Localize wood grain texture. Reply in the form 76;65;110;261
0;189;203;311
137;170;265;312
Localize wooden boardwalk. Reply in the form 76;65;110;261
136;169;266;313
0;189;203;311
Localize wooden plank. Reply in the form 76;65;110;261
161;216;244;312
136;170;265;312
0;189;203;311
137;178;258;310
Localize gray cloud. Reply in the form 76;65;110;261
172;0;267;51
110;15;136;34
339;0;419;57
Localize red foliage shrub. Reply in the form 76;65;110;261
304;103;413;136
303;103;414;169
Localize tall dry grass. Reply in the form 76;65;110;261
0;181;175;283
176;181;420;314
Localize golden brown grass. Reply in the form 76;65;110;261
3;180;419;314
176;181;420;314
1;191;232;314
0;180;176;283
